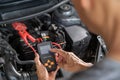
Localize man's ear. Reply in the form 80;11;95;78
80;0;94;11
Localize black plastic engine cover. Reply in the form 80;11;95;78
64;25;91;58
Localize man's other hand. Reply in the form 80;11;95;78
51;49;93;73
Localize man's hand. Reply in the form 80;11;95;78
51;49;93;73
34;53;59;80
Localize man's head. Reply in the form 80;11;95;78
72;0;120;48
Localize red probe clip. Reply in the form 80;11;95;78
12;22;38;54
12;22;36;44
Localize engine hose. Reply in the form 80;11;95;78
4;62;37;80
14;54;35;65
4;62;22;80
0;0;70;24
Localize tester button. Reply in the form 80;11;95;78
47;60;51;63
48;65;52;68
44;63;49;67
50;62;54;65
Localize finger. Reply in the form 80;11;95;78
55;55;63;63
55;54;59;62
34;55;42;65
34;53;40;61
50;49;67;56
35;53;40;58
56;66;60;71
55;52;64;62
55;53;59;57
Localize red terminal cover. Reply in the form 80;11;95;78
12;22;36;44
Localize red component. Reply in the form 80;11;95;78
36;38;43;42
12;22;36;44
52;42;62;49
12;22;38;54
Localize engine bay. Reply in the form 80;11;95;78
0;1;106;80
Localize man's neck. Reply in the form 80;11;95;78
107;37;120;62
105;20;120;62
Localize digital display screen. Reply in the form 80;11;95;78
40;45;51;54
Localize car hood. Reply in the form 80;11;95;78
0;0;58;24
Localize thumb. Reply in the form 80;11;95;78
56;66;60;72
35;53;39;58
34;53;41;65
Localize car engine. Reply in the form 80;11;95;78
0;0;107;80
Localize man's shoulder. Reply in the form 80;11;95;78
70;58;120;80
